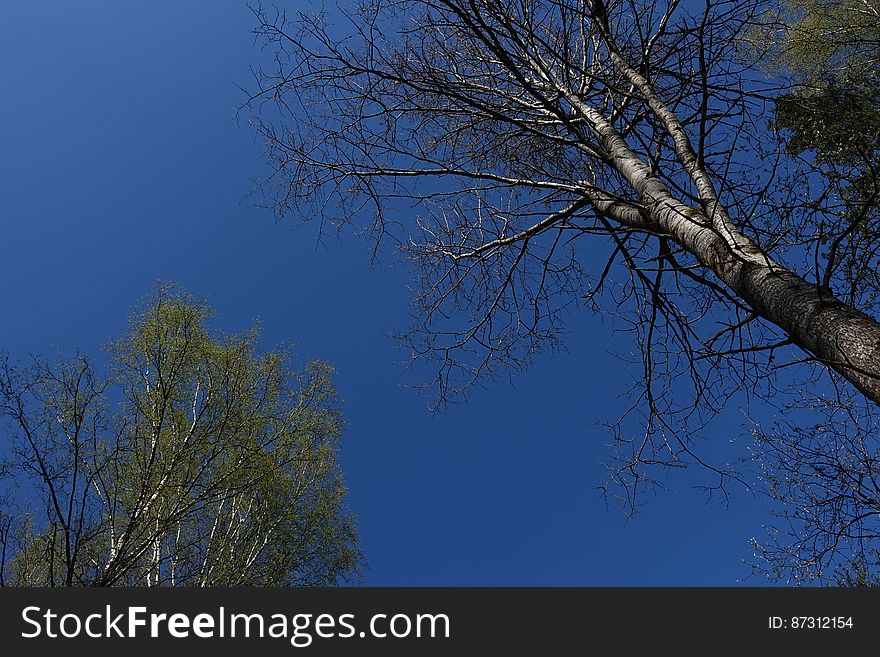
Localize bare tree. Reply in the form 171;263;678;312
0;285;360;586
242;0;880;577
748;391;880;583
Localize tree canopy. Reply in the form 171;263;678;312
240;0;880;582
770;0;880;306
0;285;360;586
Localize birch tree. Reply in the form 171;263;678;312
0;285;360;586
241;0;880;580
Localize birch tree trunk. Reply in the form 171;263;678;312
588;112;880;405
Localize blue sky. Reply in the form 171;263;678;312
0;0;774;585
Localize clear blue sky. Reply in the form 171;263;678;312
0;0;773;585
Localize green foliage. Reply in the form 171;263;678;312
775;82;880;164
0;284;361;586
773;1;880;80
771;0;880;162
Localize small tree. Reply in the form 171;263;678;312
0;285;360;586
